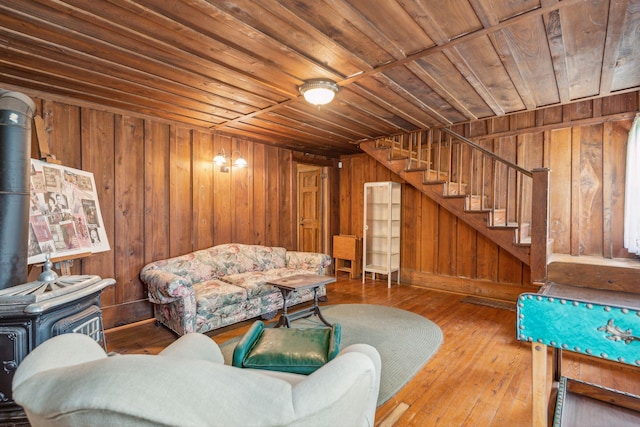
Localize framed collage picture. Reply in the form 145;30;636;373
27;159;110;265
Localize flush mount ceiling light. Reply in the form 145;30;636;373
299;79;339;106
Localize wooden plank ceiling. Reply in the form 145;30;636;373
1;0;639;158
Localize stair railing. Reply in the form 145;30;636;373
373;127;550;281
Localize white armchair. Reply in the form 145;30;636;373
12;332;381;427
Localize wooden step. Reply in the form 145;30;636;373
465;195;488;211
360;139;531;265
516;222;531;241
407;167;428;173
443;182;466;196
491;208;507;225
370;143;391;151
425;169;449;182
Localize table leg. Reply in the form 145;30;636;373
275;288;292;328
312;286;332;327
531;342;548;427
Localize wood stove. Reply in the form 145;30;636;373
0;259;114;417
0;90;114;422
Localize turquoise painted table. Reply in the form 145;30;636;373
517;282;640;427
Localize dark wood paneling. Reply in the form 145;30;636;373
476;232;499;282
456;220;477;279
193;130;215;250
170;127;193;256
264;145;279;246
402;186;420;271
437;209;457;276
549;127;572;254
341;93;638;297
114;116;145;303
609;120;630;258
278;149;295;249
44;101;82;170
81;108;116;293
24;96;338;328
143;121;171;263
212;134;231;246
102;300;153;330
579;124;604;256
419;195;439;274
252;143;267;245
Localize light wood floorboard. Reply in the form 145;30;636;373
105;277;640;426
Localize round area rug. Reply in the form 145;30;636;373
219;304;443;406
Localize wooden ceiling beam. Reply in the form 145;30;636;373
251;0;375;74
322;0;408;61
224;121;355;155
473;0;539;111
404;62;478;121
249;113;358;144
375;73;454;125
332;92;415;135
599;0;632;94
217;0;583;133
0;64;221;124
338;0;583;87
350;84;432;129
0;72;214;128
176;0;346;81
0;47;242;122
275;108;375;140
1;1;292;103
542;7;571;104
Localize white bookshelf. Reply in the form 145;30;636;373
362;181;401;287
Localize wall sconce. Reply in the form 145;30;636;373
213;148;248;173
299;79;339;106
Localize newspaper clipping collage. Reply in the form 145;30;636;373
27;159;110;265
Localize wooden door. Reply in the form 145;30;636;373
297;166;322;252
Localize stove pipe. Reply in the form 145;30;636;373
0;91;36;290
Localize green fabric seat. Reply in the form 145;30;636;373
232;320;341;375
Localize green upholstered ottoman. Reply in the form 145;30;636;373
232;320;341;375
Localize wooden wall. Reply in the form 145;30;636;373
20;90;639;325
340;92;639;300
26;97;340;329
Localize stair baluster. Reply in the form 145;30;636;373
361;127;550;281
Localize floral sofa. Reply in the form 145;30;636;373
139;243;331;335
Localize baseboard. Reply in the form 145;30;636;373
401;268;539;302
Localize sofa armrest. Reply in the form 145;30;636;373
285;251;331;275
159;333;224;364
291;346;381;426
337;343;381;423
13;334;107;391
139;268;194;304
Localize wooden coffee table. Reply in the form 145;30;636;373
268;274;336;328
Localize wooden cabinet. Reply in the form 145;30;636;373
362;181;401;288
518;282;640;426
333;235;361;279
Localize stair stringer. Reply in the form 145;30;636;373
360;140;531;266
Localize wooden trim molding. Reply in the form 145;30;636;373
401;268;540;301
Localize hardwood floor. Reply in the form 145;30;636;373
105;277;640;426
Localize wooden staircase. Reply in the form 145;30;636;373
360;128;550;282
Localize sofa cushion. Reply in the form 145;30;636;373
207;244;287;276
221;268;314;299
233;321;342;375
145;251;222;284
194;279;247;310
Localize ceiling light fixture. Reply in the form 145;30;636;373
299;79;339;106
